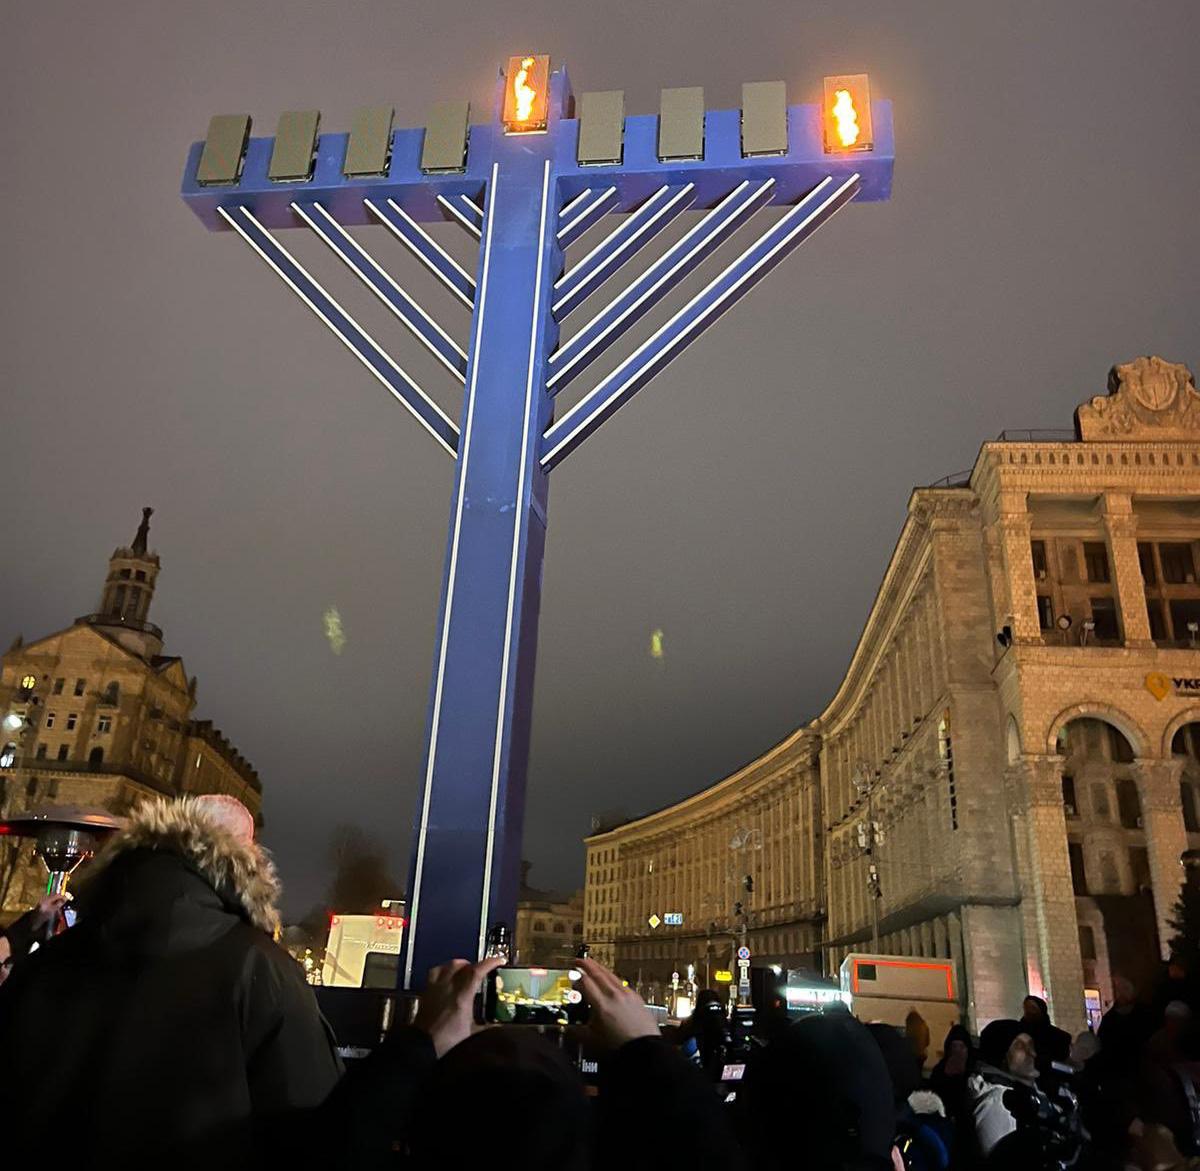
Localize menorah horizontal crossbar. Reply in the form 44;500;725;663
181;61;894;986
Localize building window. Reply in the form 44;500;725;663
35;743;47;760
1031;540;1048;581
52;678;64;695
1181;782;1200;833
1160;542;1196;585
1078;924;1097;961
25;777;37;798
1108;725;1135;764
1083;542;1110;583
1138;542;1157;585
119;568;131;579
97;715;112;734
1148;601;1168;641
1061;775;1077;816
1129;847;1151;890
135;569;146;582
89;746;104;765
66;713;77;731
553;921;566;934
1069;842;1088;894
1037;595;1054;630
1115;778;1142;828
100;682;120;706
533;920;546;933
45;712;55;729
1169;599;1200;644
110;585;126;616
57;744;69;761
0;743;15;769
73;678;85;697
938;709;958;831
1089;597;1120;641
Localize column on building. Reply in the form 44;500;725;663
1100;493;1153;646
1012;754;1087;1034
1134;757;1189;958
993;490;1041;642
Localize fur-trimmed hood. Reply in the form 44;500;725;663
90;797;281;935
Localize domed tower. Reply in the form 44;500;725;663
83;507;164;659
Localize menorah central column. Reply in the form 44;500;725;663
402;144;560;987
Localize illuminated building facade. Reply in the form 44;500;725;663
0;511;262;915
585;357;1199;1033
514;862;584;967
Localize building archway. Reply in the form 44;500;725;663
1053;713;1160;1002
1169;721;1200;834
1045;703;1149;759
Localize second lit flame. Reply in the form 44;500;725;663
514;56;538;124
832;88;860;147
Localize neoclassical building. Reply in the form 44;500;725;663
0;510;262;915
584;356;1199;1033
514;863;585;967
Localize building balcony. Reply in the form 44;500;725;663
77;613;163;641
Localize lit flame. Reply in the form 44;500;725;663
832;88;860;147
514;57;538;124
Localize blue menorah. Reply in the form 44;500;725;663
181;58;894;986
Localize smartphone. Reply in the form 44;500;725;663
720;1062;746;1081
482;966;589;1026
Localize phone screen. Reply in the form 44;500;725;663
483;966;589;1026
720;1063;746;1081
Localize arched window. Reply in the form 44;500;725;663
533;920;546;933
1184;782;1200;834
110;585;126;616
0;742;15;769
553;921;566;934
89;746;104;765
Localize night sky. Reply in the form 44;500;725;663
4;2;1198;917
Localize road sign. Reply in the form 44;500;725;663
664;912;683;926
714;969;733;983
647;913;661;930
737;945;751;961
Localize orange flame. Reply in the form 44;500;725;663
514;56;538;124
832;88;860;147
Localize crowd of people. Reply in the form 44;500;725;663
0;793;1195;1169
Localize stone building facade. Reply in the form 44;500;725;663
514;862;584;966
583;725;825;990
0;510;261;915
584;357;1199;1033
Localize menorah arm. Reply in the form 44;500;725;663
541;173;861;471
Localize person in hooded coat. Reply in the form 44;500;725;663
735;1011;898;1170
0;795;341;1166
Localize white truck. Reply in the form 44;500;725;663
322;911;405;988
839;953;960;1066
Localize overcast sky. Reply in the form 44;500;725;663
4;1;1198;916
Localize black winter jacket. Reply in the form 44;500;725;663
0;798;341;1166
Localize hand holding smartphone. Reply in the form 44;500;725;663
482;966;590;1026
